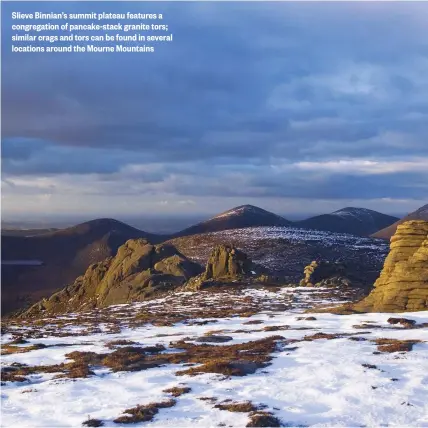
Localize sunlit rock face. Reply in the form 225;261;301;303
352;220;428;313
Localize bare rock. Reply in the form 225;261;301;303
351;220;428;312
22;239;203;317
299;260;349;287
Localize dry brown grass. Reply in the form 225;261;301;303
162;386;191;397
82;418;104;427
105;339;137;349
2;335;286;383
246;411;281;427
373;338;422;353
1;343;47;355
113;399;176;424
303;332;344;341
174;336;284;377
387;318;416;328
262;325;289;332
198;397;217;403
214;401;257;412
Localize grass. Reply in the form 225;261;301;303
262;325;289;332
162;386;191;397
1;343;47;355
373;338;422;353
105;339;137;349
174;335;284;376
246;411;281;427
214;401;257;412
387;317;416;328
113;399;176;424
82;418;104;427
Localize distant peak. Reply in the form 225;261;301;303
212;205;272;219
333;207;373;214
415;204;428;214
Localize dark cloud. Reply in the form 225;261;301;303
1;1;427;215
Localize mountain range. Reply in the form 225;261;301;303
1;203;423;315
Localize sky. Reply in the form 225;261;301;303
2;1;428;222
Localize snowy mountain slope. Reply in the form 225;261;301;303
295;207;398;236
168;226;389;284
173;205;291;238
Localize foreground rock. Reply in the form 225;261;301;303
348;220;428;312
22;239;202;317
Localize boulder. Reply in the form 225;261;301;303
204;245;252;280
22;239;203;317
299;260;349;287
350;220;428;312
183;245;254;291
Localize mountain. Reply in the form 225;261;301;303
23;239;202;317
295;207;399;236
372;203;428;240
349;220;428;312
1;218;163;315
173;205;291;237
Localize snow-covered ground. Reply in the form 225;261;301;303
1;287;427;427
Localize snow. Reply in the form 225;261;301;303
211;205;283;221
2;288;427;427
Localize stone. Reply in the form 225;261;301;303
22;239;203;317
204;245;252;280
351;220;428;312
299;260;348;287
183;245;254;291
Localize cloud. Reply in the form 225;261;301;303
1;1;427;217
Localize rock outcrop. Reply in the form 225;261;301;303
300;260;349;287
351;220;428;312
204;245;252;280
23;239;202;317
184;245;254;290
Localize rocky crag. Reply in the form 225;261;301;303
300;260;349;287
183;244;257;291
349;220;428;312
23;239;202;317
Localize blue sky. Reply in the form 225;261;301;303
2;1;428;220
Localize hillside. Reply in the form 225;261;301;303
295;207;398;236
168;225;389;287
173;205;291;237
1;218;162;315
372;203;428;240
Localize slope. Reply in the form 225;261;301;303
173;205;291;238
372;203;428;240
295;207;398;236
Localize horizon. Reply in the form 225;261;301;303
2;2;428;219
0;202;415;235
